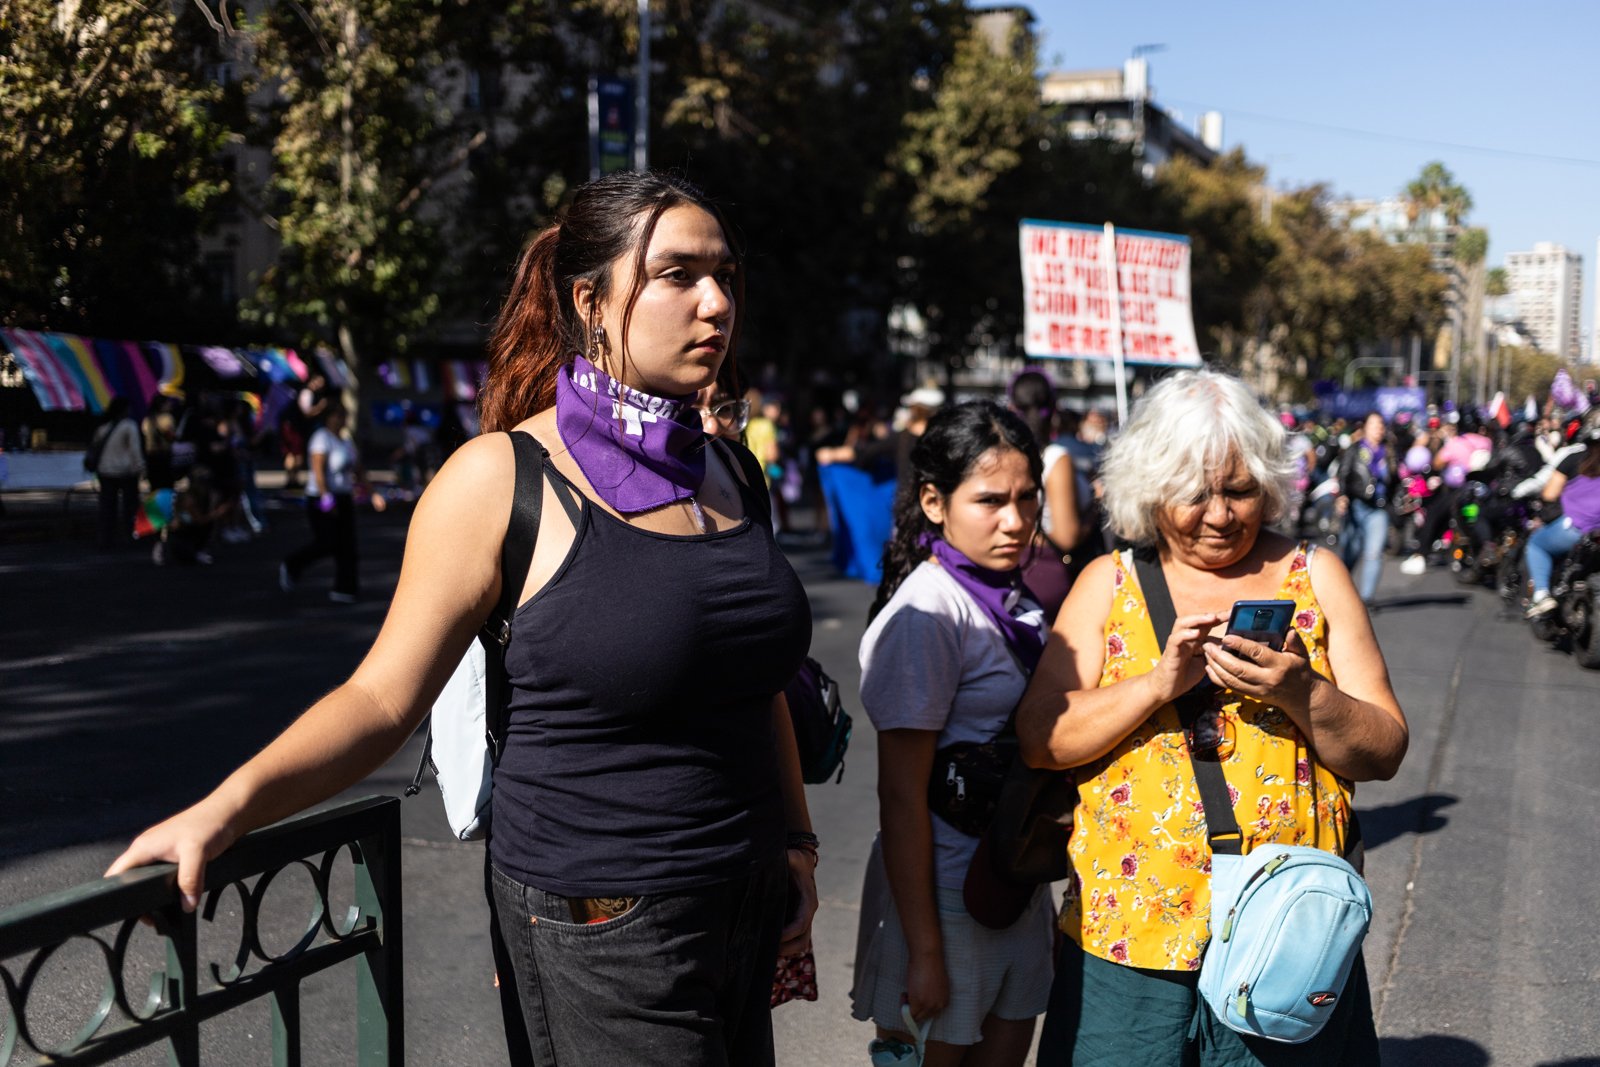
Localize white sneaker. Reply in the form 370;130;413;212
1526;595;1558;618
1399;554;1426;575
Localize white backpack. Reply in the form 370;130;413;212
405;432;544;841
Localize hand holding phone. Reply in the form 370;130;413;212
1203;600;1316;712
1224;600;1297;652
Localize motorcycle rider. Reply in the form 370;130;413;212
1526;420;1600;617
1399;416;1495;575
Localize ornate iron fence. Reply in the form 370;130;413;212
0;795;402;1066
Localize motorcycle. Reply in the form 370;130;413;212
1528;530;1600;670
1444;478;1497;586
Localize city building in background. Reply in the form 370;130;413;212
1042;57;1222;177
1505;242;1584;360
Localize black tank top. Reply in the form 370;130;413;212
489;442;812;896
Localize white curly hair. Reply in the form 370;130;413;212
1099;367;1296;546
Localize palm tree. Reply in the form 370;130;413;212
1404;161;1473;237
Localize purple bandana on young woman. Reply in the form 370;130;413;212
555;353;707;513
921;534;1047;671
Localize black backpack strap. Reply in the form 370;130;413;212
406;431;545;798
1130;549;1243;856
715;437;773;530
483;431;545;761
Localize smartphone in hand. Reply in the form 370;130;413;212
1225;600;1297;652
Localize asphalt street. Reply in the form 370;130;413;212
3;489;1599;1065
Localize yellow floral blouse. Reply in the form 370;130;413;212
1059;544;1354;971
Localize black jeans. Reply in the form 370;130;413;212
283;495;357;595
97;474;140;548
488;854;786;1067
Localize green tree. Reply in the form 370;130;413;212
1404;161;1473;231
1486;267;1509;298
237;0;460;376
888;16;1042;383
1153;151;1276;364
0;1;229;335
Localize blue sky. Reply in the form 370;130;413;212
1020;0;1600;340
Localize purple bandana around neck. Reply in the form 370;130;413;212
920;534;1047;672
555;353;707;513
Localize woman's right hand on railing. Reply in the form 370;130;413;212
105;800;241;913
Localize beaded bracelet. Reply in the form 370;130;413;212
787;831;820;866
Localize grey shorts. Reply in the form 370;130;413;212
849;843;1056;1047
489;854;786;1066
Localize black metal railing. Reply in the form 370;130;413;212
0;795;402;1066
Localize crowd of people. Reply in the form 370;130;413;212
98;169;1599;1066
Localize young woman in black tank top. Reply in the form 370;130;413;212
108;173;819;1066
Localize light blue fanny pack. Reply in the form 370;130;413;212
1133;551;1373;1044
1197;843;1371;1043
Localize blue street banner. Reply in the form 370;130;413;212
589;76;633;178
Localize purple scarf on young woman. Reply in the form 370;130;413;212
554;353;707;513
921;534;1047;671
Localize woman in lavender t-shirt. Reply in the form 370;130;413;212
851;402;1056;1066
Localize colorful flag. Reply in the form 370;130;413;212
1;328;83;410
144;342;186;397
281;348;311;380
120;341;160;405
133;489;174;539
1488;392;1512;429
42;333;110;412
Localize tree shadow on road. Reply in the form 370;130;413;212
1357;793;1458;851
1380;1034;1489;1066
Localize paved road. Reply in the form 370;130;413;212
3;493;1598;1065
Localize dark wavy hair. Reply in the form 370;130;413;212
869;401;1043;621
480;171;743;433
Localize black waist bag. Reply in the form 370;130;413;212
928;738;1014;837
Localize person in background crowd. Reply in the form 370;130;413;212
93;397;143;549
1061;407;1109;480
392;410;437;499
1526;420;1600;617
1399;417;1494;574
1008;370;1076;621
1336;411;1395;604
154;466;230;566
234;398;270;535
852;401;1053;1067
279;404;382;603
142;397;178;491
1281;413;1317;536
1019;368;1405;1065
111;172;817;1067
817;386;943;483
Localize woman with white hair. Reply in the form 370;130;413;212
1017;368;1407;1065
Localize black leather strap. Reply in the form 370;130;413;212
712;437;772;529
484;431;545;762
1131;550;1244;856
405;430;546;798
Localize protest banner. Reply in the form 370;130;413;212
1019;219;1202;420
